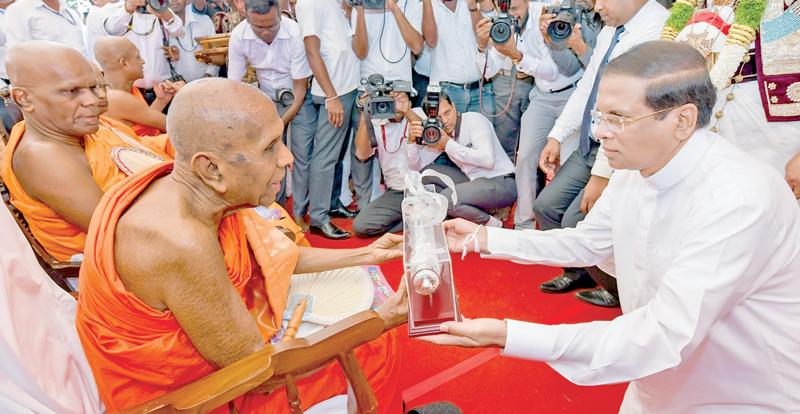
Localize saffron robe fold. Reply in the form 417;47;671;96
130;87;165;137
76;162;398;413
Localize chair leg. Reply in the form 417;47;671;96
285;374;303;414
337;351;377;414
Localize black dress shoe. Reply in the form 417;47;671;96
309;222;351;240
539;274;597;294
576;288;620;308
329;207;359;219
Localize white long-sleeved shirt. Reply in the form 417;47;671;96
227;17;311;99
4;0;87;57
547;0;668;178
486;129;800;413
168;10;219;82
85;2;119;62
408;112;514;180
428;0;482;85
103;4;185;88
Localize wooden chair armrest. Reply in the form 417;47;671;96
120;310;390;414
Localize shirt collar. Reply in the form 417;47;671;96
644;128;714;190
36;0;67;12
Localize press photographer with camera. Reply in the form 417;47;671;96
165;0;219;82
406;88;516;227
513;0;601;231
4;0;88;57
422;0;495;113
228;0;314;212
103;0;186;91
352;77;440;238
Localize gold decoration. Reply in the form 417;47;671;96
726;93;735;101
742;54;751;64
715;0;735;5
244;64;258;85
661;26;679;41
787;82;800;103
726;24;757;47
715;111;724;119
734;74;745;83
676;0;698;6
710;125;719;133
685;31;717;64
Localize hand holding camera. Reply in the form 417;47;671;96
489;0;516;45
361;74;413;120
543;0;591;46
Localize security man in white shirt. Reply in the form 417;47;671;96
166;0;219;82
103;0;185;89
425;41;800;414
4;0;88;57
228;0;314;220
407;90;516;227
352;90;439;237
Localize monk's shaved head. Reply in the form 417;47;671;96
90;63;110;115
167;78;283;162
6;41;100;136
94;36;139;71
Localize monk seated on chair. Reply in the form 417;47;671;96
0;41;173;262
75;77;407;413
94;36;185;137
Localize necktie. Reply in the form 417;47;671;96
579;25;625;157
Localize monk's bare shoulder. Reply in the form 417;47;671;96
114;186;223;310
12;137;91;197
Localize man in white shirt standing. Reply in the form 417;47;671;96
228;0;314;220
85;0;120;62
532;0;667;302
408;92;516;227
4;0;88;57
0;0;13;82
425;41;800;413
103;0;185;89
296;0;367;239
166;0;219;82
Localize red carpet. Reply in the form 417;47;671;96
305;214;627;414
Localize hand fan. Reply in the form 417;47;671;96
110;146;165;176
284;267;375;327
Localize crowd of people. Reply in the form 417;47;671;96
1;0;800;412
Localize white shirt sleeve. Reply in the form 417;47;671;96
290;33;313;80
477;48;501;80
295;0;321;39
444;116;495;170
405;0;423;33
226;30;247;82
591;145;613;178
102;5;134;36
516;30;559;82
163;11;185;37
502;189;774;386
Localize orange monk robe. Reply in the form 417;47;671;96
130;87;165;137
76;162;398;413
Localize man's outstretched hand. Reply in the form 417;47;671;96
368;233;404;263
418;318;507;348
443;218;486;254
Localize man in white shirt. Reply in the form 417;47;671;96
103;0;185;89
85;0;119;62
228;0;314;222
352;91;439;237
296;0;367;239
4;0;88;57
532;0;667;301
423;0;495;113
0;0;12;82
408;91;516;226
425;41;800;413
167;0;219;82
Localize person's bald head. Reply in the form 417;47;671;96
168;78;293;208
91;63;110;116
94;36;145;82
7;41;101;137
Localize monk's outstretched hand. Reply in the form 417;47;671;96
418;318;507;348
368;233;403;263
377;277;408;329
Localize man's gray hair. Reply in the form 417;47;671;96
244;0;278;14
603;40;717;128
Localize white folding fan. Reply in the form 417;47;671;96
283;267;375;335
110;146;165;176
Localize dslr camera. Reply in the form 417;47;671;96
361;74;412;120
275;88;294;107
347;0;385;9
419;85;443;146
544;0;592;43
138;0;170;14
490;0;516;44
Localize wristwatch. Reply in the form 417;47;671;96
511;52;523;66
468;4;479;12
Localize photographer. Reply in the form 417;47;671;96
352;89;439;237
228;0;313;214
407;91;516;227
103;0;185;90
166;0;219;82
514;0;601;230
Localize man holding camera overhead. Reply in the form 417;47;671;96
228;0;313;212
166;0;219;82
103;0;185;90
4;0;88;57
407;90;516;227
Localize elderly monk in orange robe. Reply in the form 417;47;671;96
0;41;174;261
94;36;184;137
75;77;407;413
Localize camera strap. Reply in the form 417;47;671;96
159;19;185;82
363;109;379;148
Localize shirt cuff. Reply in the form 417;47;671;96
590;151;614;178
485;226;521;256
548;126;567;143
502;319;558;362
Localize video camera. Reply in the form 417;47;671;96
138;0;170;14
347;0;385;9
544;0;592;43
361;74;412;120
490;0;516;44
419;85;443;146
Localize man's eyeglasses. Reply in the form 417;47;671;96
590;105;680;135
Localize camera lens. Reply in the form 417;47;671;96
279;91;294;107
490;20;512;44
376;101;391;114
423;126;441;145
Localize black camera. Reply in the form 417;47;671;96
545;0;591;43
275;88;294;107
490;0;516;44
361;74;412;120
138;0;170;13
419;85;443;146
348;0;385;9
